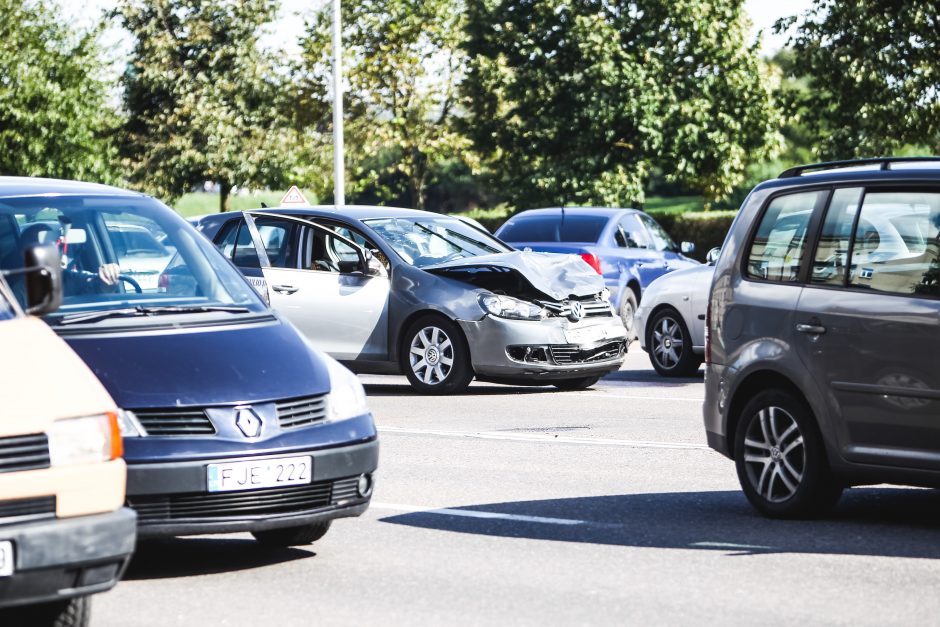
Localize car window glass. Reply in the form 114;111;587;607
0;279;15;320
848;191;940;297
498;214;609;243
638;214;676;252
365;217;510;267
811;187;863;286
232;221;261;268
254;219;293;269
746;191;824;282
616;215;649;248
332;225;390;270
298;226;362;274
216;220;240;260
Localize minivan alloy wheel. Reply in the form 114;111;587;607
742;406;805;503
409;326;454;385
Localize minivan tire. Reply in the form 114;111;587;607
733;389;843;519
4;596;91;627
401;315;474;395
647;307;702;377
252;521;332;547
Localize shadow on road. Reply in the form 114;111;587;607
379;487;940;558
124;537;314;580
603;368;704;386
363;382;560;397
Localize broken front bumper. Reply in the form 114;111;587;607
459;314;627;381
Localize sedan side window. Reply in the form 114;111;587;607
299;226;362;274
746;191;825;282
615;215;648;248
848;191;940;297
232;222;261;268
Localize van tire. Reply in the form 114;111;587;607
252;521;332;547
734;389;843;518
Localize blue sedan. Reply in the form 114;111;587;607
495;207;699;339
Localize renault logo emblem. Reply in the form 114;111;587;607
235;407;262;438
568;301;585;322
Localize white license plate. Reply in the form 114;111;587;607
0;540;13;577
207;456;312;493
565;324;620;345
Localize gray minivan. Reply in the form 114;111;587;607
704;157;940;517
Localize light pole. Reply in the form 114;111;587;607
332;0;345;207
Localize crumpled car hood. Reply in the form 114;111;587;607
424;251;604;301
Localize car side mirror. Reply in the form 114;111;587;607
706;247;721;265
23;245;63;315
680;241;696;255
364;250;388;278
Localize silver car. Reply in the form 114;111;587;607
195;206;628;394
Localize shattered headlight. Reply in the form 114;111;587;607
480;294;546;321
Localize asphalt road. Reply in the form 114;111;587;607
96;350;940;626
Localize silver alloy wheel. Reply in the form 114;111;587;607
651;315;684;369
743;406;805;503
409;326;454;385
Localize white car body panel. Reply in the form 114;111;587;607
635;264;715;353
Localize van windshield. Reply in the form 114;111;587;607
0;195;266;325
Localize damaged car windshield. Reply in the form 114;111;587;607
364;217;512;268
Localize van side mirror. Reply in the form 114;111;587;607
680;241;696;255
24;245;63;315
706;247;721;265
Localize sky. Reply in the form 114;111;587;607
69;0;816;58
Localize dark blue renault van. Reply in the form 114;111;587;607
0;177;378;547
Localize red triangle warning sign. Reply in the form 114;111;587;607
280;185;310;206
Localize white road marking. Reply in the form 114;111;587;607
371;502;620;528
376;426;711;450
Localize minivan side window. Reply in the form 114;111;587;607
811;187;864;287
848;191;940;297
746;191;825;282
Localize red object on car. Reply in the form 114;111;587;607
580;253;602;274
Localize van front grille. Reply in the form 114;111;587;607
276;395;328;429
132;408;216;436
0;496;56;526
0;433;50;474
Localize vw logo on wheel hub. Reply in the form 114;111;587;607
426;346;440;365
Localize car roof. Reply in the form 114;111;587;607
752;166;940;194
227;205;452;221
0;176;145;199
507;207;640;220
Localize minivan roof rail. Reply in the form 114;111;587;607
778;156;940;178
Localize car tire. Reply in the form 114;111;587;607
733;389;843;519
401;315;474;394
646;307;702;377
552;376;601;391
252;521;332;547
5;596;91;627
619;289;639;342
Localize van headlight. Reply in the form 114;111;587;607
48;412;123;466
480;294;545;321
325;355;370;422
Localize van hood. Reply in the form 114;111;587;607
62;317;331;409
424;251;604;301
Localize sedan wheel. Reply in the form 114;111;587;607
402;315;474;394
733;389;843;518
620;289;638;342
647;308;702;377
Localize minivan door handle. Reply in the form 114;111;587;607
796;323;826;335
272;284;299;295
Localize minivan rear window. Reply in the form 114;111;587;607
746;191;825;282
499;214;609;243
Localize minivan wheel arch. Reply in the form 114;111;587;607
726;370;815;461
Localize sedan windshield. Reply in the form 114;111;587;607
0;195;266;325
364;217;512;268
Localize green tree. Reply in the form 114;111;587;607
0;0;118;181
297;0;471;210
778;0;940;157
463;0;780;209
117;0;296;212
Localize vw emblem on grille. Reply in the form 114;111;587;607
235;406;262;438
568;301;585;322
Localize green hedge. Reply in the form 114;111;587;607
649;210;737;262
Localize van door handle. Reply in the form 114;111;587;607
796;323;826;335
272;285;299;295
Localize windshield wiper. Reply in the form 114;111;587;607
58;305;251;326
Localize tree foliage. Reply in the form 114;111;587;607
0;0;118;181
117;0;296;211
463;0;780;209
778;1;940;158
298;0;471;209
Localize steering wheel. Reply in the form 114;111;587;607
118;274;142;293
313;259;340;272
